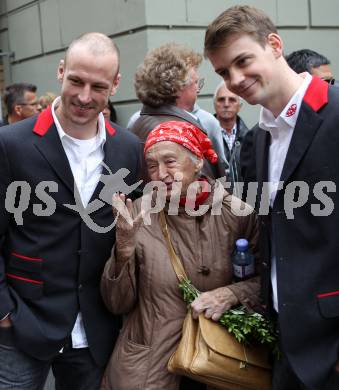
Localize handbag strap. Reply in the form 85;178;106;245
159;210;189;283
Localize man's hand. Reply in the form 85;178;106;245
191;287;238;322
0;316;12;328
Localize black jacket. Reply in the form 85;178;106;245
248;78;339;389
0;109;142;366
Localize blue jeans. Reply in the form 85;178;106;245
0;328;104;390
0;342;50;390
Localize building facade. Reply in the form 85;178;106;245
0;0;338;127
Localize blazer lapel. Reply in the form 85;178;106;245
280;103;323;184
255;129;271;215
256;129;270;184
33;110;75;195
88;123;117;206
280;76;328;184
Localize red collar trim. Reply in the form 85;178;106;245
33;106;54;136
105;119;116;136
179;177;210;210
33;107;116;137
303;76;328;112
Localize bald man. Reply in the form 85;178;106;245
212;81;249;195
0;33;141;389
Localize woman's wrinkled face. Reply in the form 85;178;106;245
145;141;202;199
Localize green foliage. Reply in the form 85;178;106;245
179;279;278;351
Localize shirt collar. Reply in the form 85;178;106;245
191;103;200;115
259;72;312;133
51;96;106;148
223;122;237;136
184;103;200;120
186;110;197;121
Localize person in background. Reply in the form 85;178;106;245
129;42;222;180
205;5;339;389
286;49;334;83
39;92;57;110
211;81;249;196
126;109;141;129
2;82;40;125
101;120;260;390
102;99;117;123
0;32;141;390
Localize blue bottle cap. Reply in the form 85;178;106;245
236;238;249;251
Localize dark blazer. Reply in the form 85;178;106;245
0;108;142;366
251;77;339;389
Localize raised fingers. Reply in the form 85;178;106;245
112;193;133;228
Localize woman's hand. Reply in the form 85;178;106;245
0;316;12;328
112;193;145;261
190;286;238;322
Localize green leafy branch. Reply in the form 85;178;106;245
179;279;278;352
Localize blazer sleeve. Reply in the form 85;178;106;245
0;135;16;318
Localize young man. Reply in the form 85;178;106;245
205;6;339;390
0;33;141;389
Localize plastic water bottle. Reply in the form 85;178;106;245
232;239;255;281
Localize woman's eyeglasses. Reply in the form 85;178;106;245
323;77;335;85
197;78;205;93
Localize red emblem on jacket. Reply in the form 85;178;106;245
286;104;297;117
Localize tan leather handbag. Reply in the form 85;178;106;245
159;211;272;390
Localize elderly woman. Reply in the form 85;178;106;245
100;121;260;390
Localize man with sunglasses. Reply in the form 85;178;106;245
2;83;40;125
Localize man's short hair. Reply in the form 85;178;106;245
213;80;226;101
65;32;120;74
3;83;37;115
213;80;243;104
285;49;330;74
204;5;277;56
134;43;202;107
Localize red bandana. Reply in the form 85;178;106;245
144;121;218;164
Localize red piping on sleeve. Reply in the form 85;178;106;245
317;291;339;299
11;252;43;262
6;273;43;285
